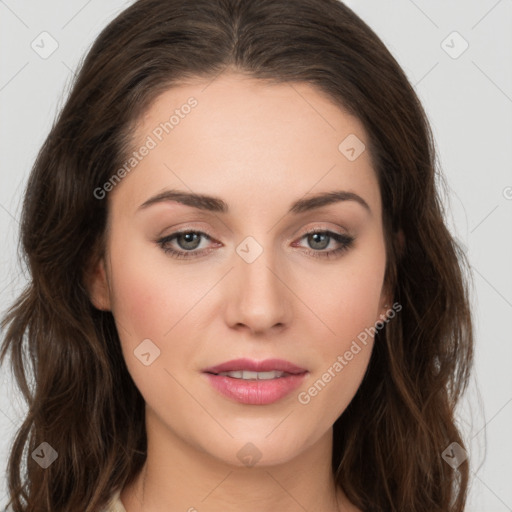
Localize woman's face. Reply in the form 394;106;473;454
91;72;390;467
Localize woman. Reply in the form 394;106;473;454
0;0;474;510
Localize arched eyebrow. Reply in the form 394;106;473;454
138;189;371;215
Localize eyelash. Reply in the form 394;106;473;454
156;228;355;260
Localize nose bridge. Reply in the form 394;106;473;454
228;236;291;332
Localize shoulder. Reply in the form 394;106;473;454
101;489;127;512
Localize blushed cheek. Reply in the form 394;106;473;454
321;273;381;409
107;243;172;344
107;255;188;395
318;261;383;370
312;266;384;346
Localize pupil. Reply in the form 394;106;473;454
310;233;329;250
179;232;200;250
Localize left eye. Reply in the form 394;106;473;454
156;229;355;260
292;230;355;259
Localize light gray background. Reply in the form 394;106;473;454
1;1;511;510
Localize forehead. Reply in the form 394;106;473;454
113;72;381;218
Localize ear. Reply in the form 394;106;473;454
376;286;393;324
376;228;405;323
85;256;111;311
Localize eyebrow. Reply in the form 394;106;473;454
138;189;371;215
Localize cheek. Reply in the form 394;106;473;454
301;240;386;349
107;236;203;342
295;236;385;417
110;262;168;341
106;238;199;403
296;268;382;430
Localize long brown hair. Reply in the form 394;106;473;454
1;0;474;510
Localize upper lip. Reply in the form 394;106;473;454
203;358;307;375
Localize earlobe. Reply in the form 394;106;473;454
377;276;394;324
86;257;111;311
377;298;392;324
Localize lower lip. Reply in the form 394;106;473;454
204;373;307;405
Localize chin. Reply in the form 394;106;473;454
201;430;318;470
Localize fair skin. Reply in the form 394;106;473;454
89;72;390;512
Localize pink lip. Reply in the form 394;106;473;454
203;358;307;374
203;358;308;405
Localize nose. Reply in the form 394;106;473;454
224;247;292;335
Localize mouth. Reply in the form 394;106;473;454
202;358;308;405
203;357;307;375
212;369;294;380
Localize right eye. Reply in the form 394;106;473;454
157;230;219;259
